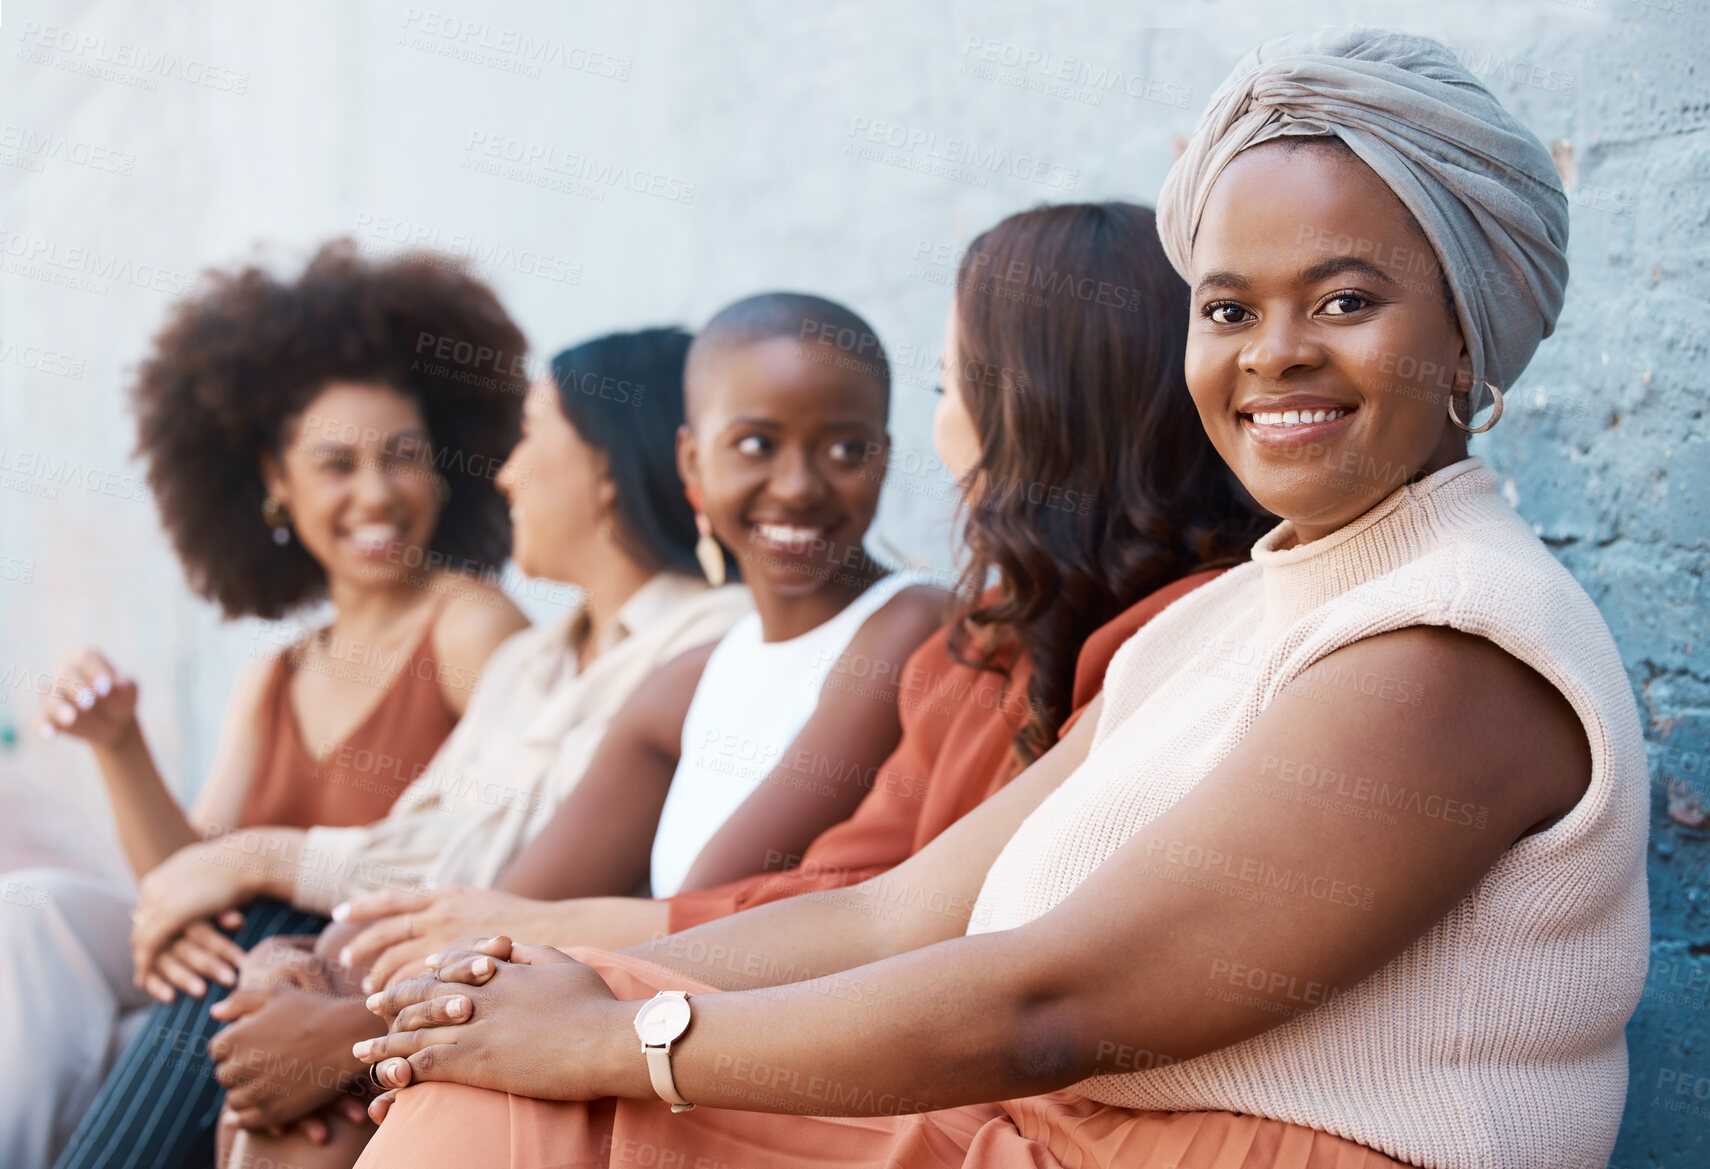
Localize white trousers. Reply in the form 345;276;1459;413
0;867;150;1169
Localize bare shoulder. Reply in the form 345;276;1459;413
611;642;718;755
227;648;281;725
430;577;529;655
843;583;949;663
428;577;531;711
1286;625;1590;833
635;641;719;701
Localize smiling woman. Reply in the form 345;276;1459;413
349;30;1645;1169
492;292;949;907
25;240;536;1169
1183;138;1477;541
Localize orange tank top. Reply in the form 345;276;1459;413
237;611;458;829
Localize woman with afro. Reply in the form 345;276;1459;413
11;239;532;1168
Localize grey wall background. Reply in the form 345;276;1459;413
0;1;1704;1162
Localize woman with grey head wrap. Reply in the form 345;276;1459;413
350;30;1644;1169
1158;27;1569;396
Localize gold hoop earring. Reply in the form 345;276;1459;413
1448;379;1505;435
693;513;726;588
262;496;292;546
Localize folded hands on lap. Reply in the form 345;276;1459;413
351;936;627;1122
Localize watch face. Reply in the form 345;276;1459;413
635;994;691;1046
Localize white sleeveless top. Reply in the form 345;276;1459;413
969;459;1649;1169
649;572;921;897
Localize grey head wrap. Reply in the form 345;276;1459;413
1157;28;1569;391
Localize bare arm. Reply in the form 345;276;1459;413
90;726;198;877
42;648;272;876
370;630;1590;1115
677;587;946;892
185;655;276;839
622;696;1102;988
351;692;1098;997
496;645;712;899
614;628;1590;1111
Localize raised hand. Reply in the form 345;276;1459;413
40;648;138;745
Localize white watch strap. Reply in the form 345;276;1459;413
645;1044;694;1112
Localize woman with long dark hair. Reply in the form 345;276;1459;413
940;200;1262;765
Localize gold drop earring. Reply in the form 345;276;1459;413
1448;379;1505;434
684;485;725;587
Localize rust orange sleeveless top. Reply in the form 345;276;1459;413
237;612;458;830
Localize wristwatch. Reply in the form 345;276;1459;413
634;990;695;1112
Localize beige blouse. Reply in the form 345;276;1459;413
291;574;752;913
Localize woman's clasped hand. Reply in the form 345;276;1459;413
354;937;632;1120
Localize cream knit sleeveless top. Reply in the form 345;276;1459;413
968;459;1650;1169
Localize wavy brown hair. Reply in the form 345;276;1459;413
948;202;1270;764
133;239;527;619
